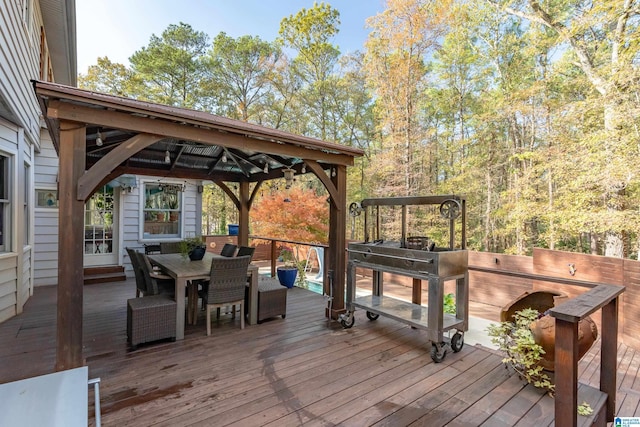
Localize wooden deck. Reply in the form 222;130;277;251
0;279;638;426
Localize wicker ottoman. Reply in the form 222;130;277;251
257;279;287;323
127;295;177;349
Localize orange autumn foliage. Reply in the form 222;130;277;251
251;187;329;244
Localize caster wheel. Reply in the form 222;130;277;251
451;332;464;353
366;311;379;321
430;343;446;363
340;314;355;329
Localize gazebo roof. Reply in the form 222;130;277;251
33;80;363;184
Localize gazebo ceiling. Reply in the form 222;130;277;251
33;80;363;184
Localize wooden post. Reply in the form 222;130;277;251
328;165;347;317
270;240;277;277
554;318;579;427
238;181;249;246
56;122;86;370
600;297;618;421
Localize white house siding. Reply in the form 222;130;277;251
0;255;18;323
33;131;58;286
0;0;64;319
0;0;45;146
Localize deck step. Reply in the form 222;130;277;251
84;266;126;285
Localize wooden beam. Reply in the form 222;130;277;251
213;181;240;210
249;181;262;210
554;319;579;427
77;133;163;200
328;164;347;317
238;182;250;246
305;160;339;206
46;101;356;166
600;297;618;422
56;122;86;370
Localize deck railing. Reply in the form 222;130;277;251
550;284;624;426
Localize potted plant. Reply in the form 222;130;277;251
179;236;206;260
277;247;298;288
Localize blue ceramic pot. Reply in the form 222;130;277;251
277;267;297;288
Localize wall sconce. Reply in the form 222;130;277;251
197;185;204;193
301;164;306;174
164;150;171;164
264;163;269;174
95;130;103;147
221;152;227;163
283;168;295;189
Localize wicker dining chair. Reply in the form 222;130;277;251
126;247;148;297
205;255;252;335
220;243;237;257
138;253;175;297
236;246;255;260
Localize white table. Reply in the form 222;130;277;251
149;253;260;339
0;367;89;427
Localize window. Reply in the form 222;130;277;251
0;155;10;252
143;183;182;239
35;189;58;208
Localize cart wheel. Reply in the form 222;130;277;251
439;199;462;220
340;314;355;329
451;332;464;353
430;343;447;363
366;311;379;321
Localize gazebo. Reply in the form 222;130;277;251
32;80;364;370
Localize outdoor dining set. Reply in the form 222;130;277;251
125;243;287;349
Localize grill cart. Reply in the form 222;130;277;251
339;195;468;363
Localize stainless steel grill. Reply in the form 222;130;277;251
340;195;469;363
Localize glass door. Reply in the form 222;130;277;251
84;185;118;266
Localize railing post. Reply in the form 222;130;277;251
270;240;277;277
554;318;579;427
601;297;618;421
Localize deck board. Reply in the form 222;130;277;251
0;279;637;425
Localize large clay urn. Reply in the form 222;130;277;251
500;290;598;372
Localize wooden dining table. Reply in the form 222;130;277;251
148;253;259;340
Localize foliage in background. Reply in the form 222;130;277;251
78;0;640;259
486;308;555;395
251;186;329;244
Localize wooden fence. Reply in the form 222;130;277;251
469;248;639;349
205;235;640;350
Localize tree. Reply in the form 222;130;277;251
364;0;452;196
486;0;640;257
129;22;209;108
278;2;341;140
204;33;281;121
77;57;140;96
250;187;329;244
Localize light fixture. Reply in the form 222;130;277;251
221;152;227;163
263;163;269;174
96;130;103;147
301;164;306;174
331;168;336;177
164;150;171;164
283;168;295;189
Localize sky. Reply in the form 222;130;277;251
76;0;386;75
